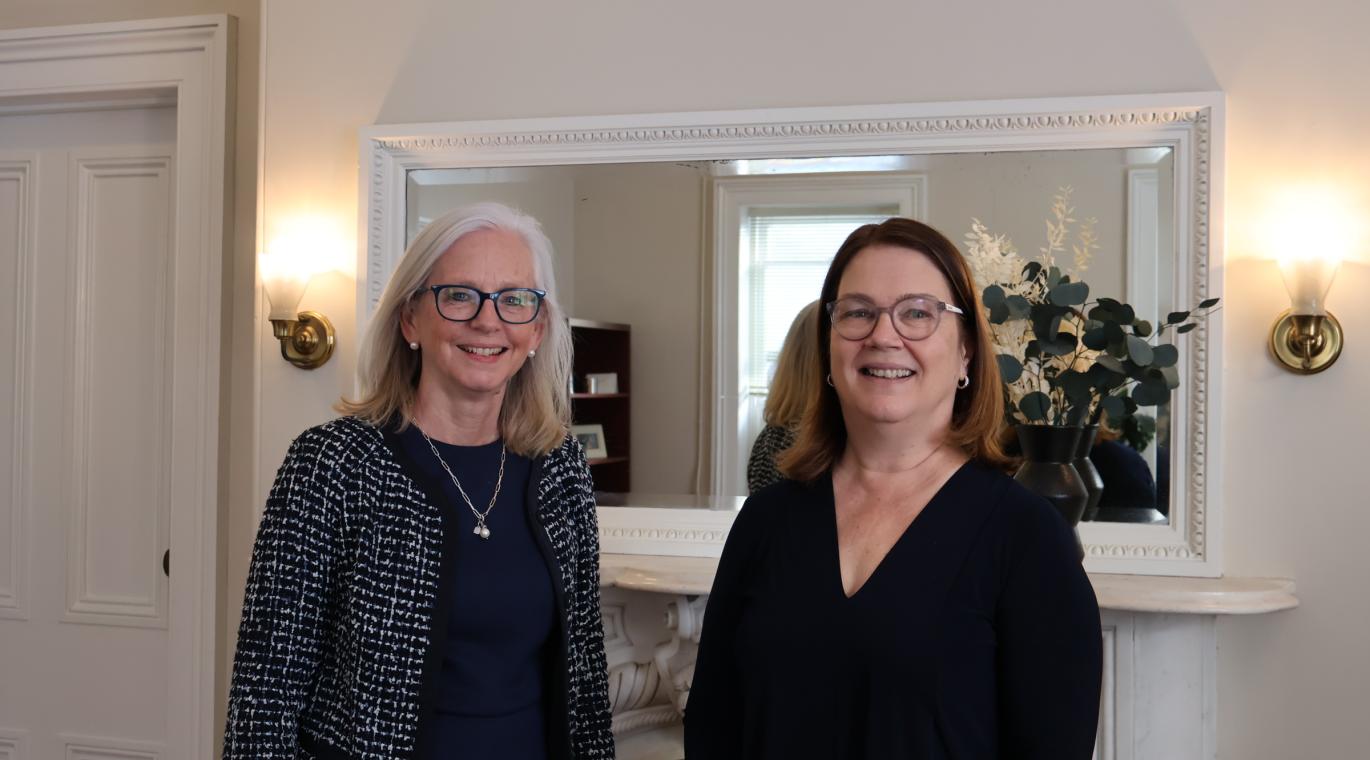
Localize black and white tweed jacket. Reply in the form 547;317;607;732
224;416;614;760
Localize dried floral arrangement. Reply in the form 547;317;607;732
963;188;1217;450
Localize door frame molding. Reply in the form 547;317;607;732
0;15;231;759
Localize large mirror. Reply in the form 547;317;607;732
362;94;1224;576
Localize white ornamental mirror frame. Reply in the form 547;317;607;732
360;92;1225;577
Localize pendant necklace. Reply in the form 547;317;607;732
417;425;505;540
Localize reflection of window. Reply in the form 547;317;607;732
711;173;925;497
744;209;893;396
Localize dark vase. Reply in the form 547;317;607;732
1014;425;1089;558
1074;425;1105;522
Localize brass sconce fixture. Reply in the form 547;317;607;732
261;248;336;370
1270;254;1342;374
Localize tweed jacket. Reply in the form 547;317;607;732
224;417;614;760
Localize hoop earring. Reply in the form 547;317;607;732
957;375;970;389
409;341;419;351
826;374;834;387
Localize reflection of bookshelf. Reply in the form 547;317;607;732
570;318;630;492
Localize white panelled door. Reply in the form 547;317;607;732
1;104;178;760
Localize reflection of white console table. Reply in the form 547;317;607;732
598;551;1297;760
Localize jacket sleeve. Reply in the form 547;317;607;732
223;429;344;758
682;493;766;759
567;450;616;759
996;498;1103;759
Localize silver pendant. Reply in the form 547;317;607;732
474;523;491;540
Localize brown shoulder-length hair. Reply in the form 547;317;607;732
778;217;1011;481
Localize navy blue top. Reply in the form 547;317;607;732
399;427;555;760
685;461;1102;760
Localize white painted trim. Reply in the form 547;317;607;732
0;156;36;622
362;92;1225;576
0;727;30;760
0;15;231;759
59;733;162;760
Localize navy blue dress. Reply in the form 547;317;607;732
685;460;1102;759
399;428;556;760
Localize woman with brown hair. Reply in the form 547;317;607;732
685;218;1101;759
746;300;821;494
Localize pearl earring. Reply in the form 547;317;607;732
528;349;536;358
409;342;419;351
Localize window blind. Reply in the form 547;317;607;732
745;207;896;393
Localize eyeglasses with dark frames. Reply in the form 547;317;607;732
421;284;547;325
826;294;965;341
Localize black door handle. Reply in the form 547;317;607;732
163;549;169;577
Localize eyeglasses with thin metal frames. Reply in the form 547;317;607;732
826;294;964;341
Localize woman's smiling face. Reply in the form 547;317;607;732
402;227;545;402
828;244;969;430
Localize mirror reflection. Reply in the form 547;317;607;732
407;146;1176;524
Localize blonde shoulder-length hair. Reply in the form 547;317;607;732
763;300;821;428
337;202;573;457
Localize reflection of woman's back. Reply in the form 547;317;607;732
747;301;821;494
1089;439;1156;510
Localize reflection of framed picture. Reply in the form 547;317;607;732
585;372;618;394
571;423;608;459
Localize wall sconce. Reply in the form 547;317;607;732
261;248;335;370
1270;253;1342;374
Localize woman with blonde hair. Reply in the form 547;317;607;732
687;217;1101;759
226;202;614;760
747;300;821;494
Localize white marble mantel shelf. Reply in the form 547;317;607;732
600;553;1299;615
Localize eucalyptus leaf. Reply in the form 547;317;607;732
1198;297;1220;309
1006;295;1032;318
1082;327;1108;350
1101;395;1127;422
996;354;1023;383
1049;281;1090;306
1152;344;1179;367
1022;261;1043;281
1058;370;1094;401
1126;335;1154;366
1020;392;1051;421
1117;303;1136;324
1047;266;1063;288
1131;381;1168;406
1039;332;1078;356
1103;322;1126;345
1159;365;1181;390
1094;354;1126;373
1133;320;1153;338
1166;310;1191;325
1177;323;1196;334
989;301;1010;324
982;284;1006;308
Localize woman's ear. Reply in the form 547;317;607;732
399;300;418;346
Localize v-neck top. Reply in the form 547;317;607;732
684;460;1102;760
397;427;555;760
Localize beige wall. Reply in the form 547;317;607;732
571;162;706;494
